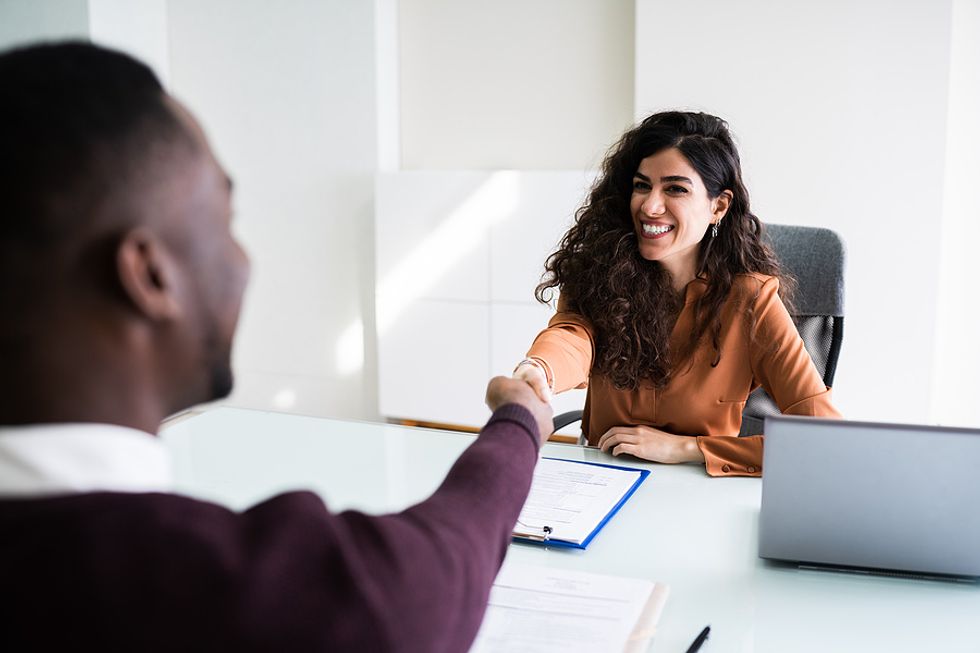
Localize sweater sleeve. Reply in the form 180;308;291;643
237;404;541;652
698;278;841;477
525;295;595;393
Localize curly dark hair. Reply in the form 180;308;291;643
535;111;793;390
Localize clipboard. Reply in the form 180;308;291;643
512;457;649;550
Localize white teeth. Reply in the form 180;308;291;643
642;224;673;235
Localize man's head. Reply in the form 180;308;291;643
0;42;249;427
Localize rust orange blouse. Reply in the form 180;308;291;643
526;273;841;477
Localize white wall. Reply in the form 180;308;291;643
635;0;954;424
0;0;88;48
4;1;976;429
88;0;169;85
0;1;383;422
0;0;168;83
932;0;980;428
166;0;380;420
398;0;635;170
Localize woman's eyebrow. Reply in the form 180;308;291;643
633;172;693;184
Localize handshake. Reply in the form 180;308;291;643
485;358;556;445
485;373;554;446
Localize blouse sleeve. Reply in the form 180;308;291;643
525;295;595;394
698;436;764;477
699;277;842;477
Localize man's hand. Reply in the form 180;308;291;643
597;425;705;464
485;376;554;446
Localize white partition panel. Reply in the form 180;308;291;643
377;171;595;428
490;171;594;303
378;299;490;426
375;172;495;305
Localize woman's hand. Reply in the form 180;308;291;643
512;360;552;403
597;425;705;464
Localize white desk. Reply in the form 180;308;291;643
162;407;980;652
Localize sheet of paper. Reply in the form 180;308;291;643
468;561;662;653
513;458;643;544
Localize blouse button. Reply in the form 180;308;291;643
747;466;757;473
722;464;732;473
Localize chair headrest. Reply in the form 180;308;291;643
763;223;845;317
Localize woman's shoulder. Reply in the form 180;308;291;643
730;273;782;308
686;273;779;303
733;272;778;290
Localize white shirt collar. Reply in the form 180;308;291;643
0;423;172;498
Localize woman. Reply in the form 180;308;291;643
514;111;840;477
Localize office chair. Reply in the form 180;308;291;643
550;223;846;438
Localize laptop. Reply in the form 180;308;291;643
759;415;980;579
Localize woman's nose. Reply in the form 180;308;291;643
641;193;665;216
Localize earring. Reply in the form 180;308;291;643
711;223;719;238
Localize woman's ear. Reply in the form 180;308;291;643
116;227;182;321
712;190;734;223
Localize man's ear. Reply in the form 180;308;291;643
712;190;733;223
116;228;182;321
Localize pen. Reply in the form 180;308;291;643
685;625;710;653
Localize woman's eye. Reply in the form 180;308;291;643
632;180;651;191
666;185;688;194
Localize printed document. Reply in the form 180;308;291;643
468;561;668;653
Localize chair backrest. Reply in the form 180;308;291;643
738;224;846;437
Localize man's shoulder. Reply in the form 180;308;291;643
0;488;329;536
0;490;371;651
0;489;336;593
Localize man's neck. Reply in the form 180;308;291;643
0;387;166;434
0;340;168;434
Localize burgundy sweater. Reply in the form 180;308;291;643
0;404;540;652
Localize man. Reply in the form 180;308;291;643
0;42;553;651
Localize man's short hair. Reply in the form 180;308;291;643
0;41;189;309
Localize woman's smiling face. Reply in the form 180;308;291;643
630;147;730;284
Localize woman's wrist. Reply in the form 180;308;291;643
681;436;706;463
514;357;554;391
